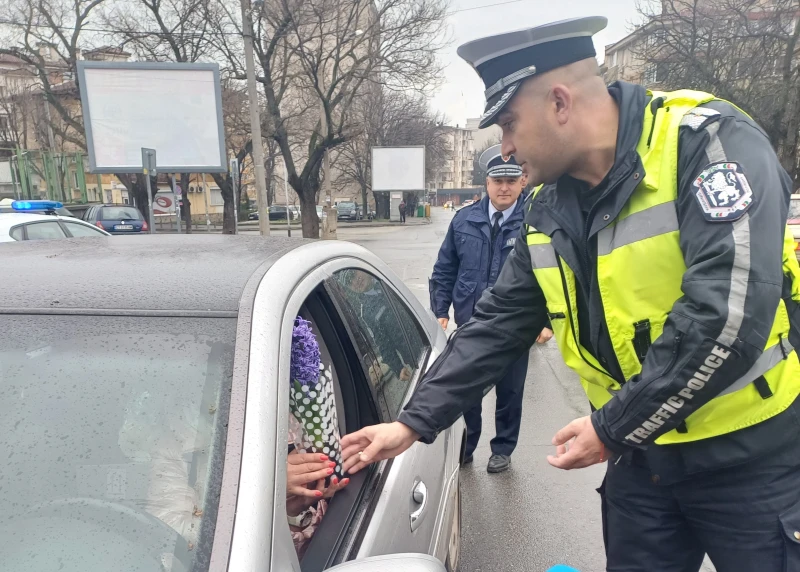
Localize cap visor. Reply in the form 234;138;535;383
478;83;519;128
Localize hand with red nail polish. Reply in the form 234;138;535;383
286;450;335;499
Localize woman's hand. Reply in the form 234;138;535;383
287;451;335;499
286;475;351;517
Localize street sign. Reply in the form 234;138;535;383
142;148;157;175
175;184;182;196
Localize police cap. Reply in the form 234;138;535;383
457;16;608;128
479;144;523;178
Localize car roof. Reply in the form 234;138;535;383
0;212;62;231
0;212;108;232
1;235;312;314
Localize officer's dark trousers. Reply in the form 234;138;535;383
463;352;528;458
600;442;800;571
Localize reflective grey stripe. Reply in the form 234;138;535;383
717;338;793;397
529;243;557;269
597;202;679;256
704;121;726;163
702;120;751;347
717;213;751;347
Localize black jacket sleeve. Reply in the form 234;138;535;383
398;229;549;442
592;103;792;453
430;220;459;319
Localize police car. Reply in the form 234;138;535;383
0;201;111;242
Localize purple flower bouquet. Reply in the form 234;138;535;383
289;317;344;477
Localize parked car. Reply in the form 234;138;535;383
82;204;148;234
0;212;111;242
337;201;361;221
0;236;463;572
789;194;800;255
0;199;75;217
269;205;300;221
248;210;260;221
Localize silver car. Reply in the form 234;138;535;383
0;236;464;572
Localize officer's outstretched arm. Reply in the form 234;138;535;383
398;232;549;443
593;106;791;453
430;220;459;319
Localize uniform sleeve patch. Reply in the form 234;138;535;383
692;161;753;222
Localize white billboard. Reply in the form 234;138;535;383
371;146;425;191
77;61;226;173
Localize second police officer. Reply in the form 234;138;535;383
430;145;552;473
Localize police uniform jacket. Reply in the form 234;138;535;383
399;81;800;483
430;194;525;327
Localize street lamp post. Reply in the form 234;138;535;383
240;0;270;236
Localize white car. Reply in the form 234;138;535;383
0;212;111;242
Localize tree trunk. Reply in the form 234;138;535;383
298;186;320;238
181;173;192;233
361;183;368;219
212;172;236;235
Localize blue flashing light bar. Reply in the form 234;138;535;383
11;200;64;211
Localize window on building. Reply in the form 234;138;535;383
210;189;223;206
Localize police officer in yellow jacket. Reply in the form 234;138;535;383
342;16;800;570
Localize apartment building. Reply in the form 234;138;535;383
431;125;476;190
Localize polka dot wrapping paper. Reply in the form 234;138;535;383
289;317;344;479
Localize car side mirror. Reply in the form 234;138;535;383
326;554;446;572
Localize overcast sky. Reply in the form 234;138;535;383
432;0;646;125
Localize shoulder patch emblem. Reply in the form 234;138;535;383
692;162;753;222
505;237;517;248
680;107;721;131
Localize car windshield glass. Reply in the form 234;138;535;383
789;199;800;220
0;315;236;572
101;207;141;220
339;202;355;209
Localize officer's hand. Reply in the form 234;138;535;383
438;317;449;330
341;422;420;474
547;416;606;470
536;327;553;344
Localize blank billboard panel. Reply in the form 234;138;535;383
371;146;425;191
78;62;226;173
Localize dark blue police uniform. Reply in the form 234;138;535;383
430;192;528;463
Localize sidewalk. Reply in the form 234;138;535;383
238;217;432;231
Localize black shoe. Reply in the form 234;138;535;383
462;454;474;466
487;454;511;473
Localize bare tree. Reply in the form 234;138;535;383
0;0;175;213
634;0;800;182
209;0;448;237
103;0;219;230
334;86;449;216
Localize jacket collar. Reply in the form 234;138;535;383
467;194;525;227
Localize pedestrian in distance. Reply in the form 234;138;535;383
340;16;800;571
430;144;553;473
399;199;407;223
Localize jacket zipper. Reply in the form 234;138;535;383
556;256;618;382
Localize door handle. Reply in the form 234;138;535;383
410;480;428;531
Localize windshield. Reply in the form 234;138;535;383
0;315;236;572
101;206;142;220
789;198;800;221
339;202;356;209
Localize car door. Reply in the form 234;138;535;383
326;268;454;559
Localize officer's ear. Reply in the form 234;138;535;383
550;84;573;125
